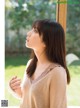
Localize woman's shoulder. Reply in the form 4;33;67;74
49;64;67;82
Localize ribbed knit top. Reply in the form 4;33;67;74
20;63;67;108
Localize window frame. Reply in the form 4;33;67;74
56;0;67;33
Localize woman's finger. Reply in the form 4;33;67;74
10;78;21;85
12;85;21;91
11;80;21;88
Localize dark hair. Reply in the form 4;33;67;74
26;19;70;84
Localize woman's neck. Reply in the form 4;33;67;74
34;49;50;65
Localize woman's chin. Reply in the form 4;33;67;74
25;42;29;47
25;43;32;49
25;44;29;48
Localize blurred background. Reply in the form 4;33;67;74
5;0;80;106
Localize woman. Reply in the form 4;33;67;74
9;19;70;108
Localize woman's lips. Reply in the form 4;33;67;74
26;39;29;42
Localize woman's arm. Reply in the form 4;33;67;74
9;59;32;99
8;76;22;99
50;66;67;108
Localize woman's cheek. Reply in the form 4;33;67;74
27;39;36;48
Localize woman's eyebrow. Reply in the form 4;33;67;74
34;27;37;29
34;27;38;30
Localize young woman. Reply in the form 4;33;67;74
9;19;70;108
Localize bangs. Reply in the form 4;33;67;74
32;20;43;35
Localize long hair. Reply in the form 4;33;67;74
26;19;70;84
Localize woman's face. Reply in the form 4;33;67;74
26;28;46;51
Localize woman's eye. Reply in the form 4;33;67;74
34;29;38;33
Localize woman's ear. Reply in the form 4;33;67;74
41;35;46;48
43;43;46;48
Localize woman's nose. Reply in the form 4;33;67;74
27;29;33;35
27;31;31;37
27;29;34;39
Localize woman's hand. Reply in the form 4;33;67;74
9;76;21;91
9;76;22;98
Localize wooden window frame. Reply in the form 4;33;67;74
56;0;67;33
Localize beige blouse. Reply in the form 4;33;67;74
20;63;67;108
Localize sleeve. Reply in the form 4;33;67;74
20;71;26;88
21;59;32;88
49;67;67;108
